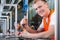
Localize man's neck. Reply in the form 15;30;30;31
44;10;50;18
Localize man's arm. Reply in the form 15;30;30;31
24;25;38;33
26;13;56;38
20;18;38;33
22;25;54;38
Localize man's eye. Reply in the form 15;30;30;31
35;6;42;10
38;6;42;8
35;8;37;10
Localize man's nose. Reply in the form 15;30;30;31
37;8;41;12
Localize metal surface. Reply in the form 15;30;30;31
0;34;51;40
0;19;7;35
0;16;9;31
2;11;12;31
3;4;17;30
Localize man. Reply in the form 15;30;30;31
20;0;56;40
20;15;43;33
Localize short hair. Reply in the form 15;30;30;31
34;0;47;4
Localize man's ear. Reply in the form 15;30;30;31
45;3;48;8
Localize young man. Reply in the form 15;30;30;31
20;0;56;40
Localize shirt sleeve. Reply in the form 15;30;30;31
50;12;56;27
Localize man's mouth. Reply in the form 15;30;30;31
39;10;44;16
38;13;43;17
40;10;44;13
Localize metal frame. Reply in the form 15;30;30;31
2;11;12;31
0;19;7;35
0;16;9;31
3;4;17;30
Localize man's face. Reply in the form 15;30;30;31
34;1;49;17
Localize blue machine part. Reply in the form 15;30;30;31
23;0;28;11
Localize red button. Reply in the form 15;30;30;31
18;32;21;35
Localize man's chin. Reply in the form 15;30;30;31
38;13;43;17
40;15;43;17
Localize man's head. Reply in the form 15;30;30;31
33;0;50;17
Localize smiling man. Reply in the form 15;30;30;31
20;0;56;40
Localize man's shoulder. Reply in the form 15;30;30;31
51;12;55;17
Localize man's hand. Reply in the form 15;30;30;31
20;29;31;38
20;18;28;26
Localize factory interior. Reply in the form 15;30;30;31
0;0;54;40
